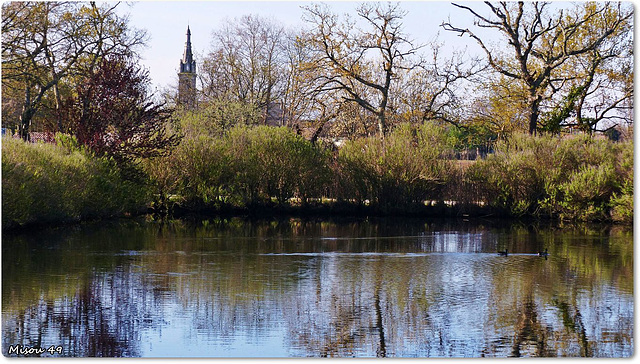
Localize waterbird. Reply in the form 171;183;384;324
497;249;508;256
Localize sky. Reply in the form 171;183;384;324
115;1;480;92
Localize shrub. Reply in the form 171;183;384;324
552;164;617;221
143;118;632;223
468;133;632;221
610;140;633;223
467;135;548;215
2;136;149;229
610;179;633;223
227;126;331;205
177;135;234;206
335;123;452;210
145;125;331;208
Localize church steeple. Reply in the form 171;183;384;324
180;26;196;73
178;25;197;109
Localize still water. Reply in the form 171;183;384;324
2;217;633;357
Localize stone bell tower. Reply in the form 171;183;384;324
178;26;197;109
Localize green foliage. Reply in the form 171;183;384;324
610;179;633;224
540;86;585;134
468;138;542;215
468;133;632;221
2;136;150;229
173;135;234;206
610;140;633;223
445;124;497;151
228;126;332;205
177;101;261;139
335;123;452;209
145;125;331;208
145;114;631;223
54;132;84;152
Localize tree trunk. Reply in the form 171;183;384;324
528;95;541;135
377;111;387;138
52;83;63;132
310;119;327;144
19;110;34;142
19;85;33;141
378;82;390;138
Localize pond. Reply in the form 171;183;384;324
1;217;633;357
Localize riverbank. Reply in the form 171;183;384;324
166;198;503;220
0;196;587;234
145;126;632;224
2;127;633;232
1;136;149;231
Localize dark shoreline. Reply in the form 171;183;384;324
2;200;628;235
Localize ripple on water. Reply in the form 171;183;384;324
1;220;633;358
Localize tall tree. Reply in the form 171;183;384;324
200;15;287;124
302;2;423;137
1;1;146;140
467;75;530;138
3;2;75;140
280;30;320;130
395;43;485;128
567;2;633;133
442;1;632;134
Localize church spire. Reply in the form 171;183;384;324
180;26;196;73
178;25;197;109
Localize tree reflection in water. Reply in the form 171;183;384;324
2;218;633;357
5;269;151;357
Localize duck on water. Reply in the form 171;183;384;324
538;248;549;259
496;249;549;258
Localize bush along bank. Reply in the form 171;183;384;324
145;124;632;223
2;135;150;230
3;126;632;229
144;125;332;213
465;133;633;223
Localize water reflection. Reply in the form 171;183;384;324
2;217;633;357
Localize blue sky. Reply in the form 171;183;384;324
117;1;479;91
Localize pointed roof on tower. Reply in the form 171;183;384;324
180;26;196;73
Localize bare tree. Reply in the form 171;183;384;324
3;2;79;139
302;2;423;137
570;3;634;133
442;1;632;135
280;30;322;130
396;43;485;128
200;15;287;124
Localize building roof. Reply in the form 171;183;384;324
180;26;196;73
